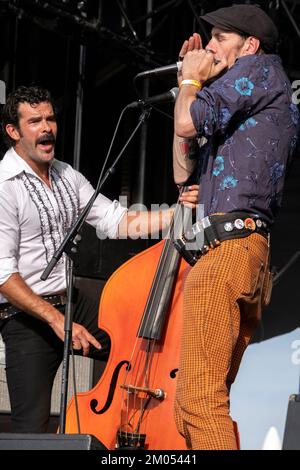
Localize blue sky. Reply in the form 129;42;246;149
231;328;300;449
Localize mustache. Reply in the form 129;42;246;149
36;133;56;145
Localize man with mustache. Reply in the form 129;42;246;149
0;85;198;433
173;4;299;449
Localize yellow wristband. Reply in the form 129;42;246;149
180;79;202;90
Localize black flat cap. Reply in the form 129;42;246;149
200;4;279;52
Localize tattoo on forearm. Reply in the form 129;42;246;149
179;139;190;159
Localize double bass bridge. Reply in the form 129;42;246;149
120;384;166;400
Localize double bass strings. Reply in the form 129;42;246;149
118;189;187;448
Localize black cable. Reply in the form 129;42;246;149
273;251;300;286
131;0;184;26
116;0;140;42
186;0;210;42
95;104;136;189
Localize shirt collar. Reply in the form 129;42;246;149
234;53;281;66
0;147;58;184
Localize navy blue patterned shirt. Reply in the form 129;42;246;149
190;54;299;225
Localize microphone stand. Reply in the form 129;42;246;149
41;106;151;434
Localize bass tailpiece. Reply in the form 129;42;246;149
116;430;146;450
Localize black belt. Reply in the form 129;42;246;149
174;212;269;266
0;293;67;321
204;212;269;243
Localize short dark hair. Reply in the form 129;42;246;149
1;85;54;147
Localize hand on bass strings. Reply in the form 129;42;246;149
179;184;199;209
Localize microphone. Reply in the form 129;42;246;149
128;87;179;109
135;62;182;79
136;53;221;80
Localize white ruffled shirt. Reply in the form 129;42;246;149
0;148;127;303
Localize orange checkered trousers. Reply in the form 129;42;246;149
174;232;271;450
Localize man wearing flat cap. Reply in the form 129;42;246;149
173;4;299;450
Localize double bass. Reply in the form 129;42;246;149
65;192;192;449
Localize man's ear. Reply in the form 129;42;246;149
5;124;21;142
242;36;261;55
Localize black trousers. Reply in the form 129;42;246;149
0;290;110;433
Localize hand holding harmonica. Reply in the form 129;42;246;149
177;33;226;86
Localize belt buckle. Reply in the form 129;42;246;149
202;216;220;249
190;220;209;253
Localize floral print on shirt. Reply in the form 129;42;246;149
190;54;300;224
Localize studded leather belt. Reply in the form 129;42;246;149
174;211;269;266
204;212;269;245
0;293;67;321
